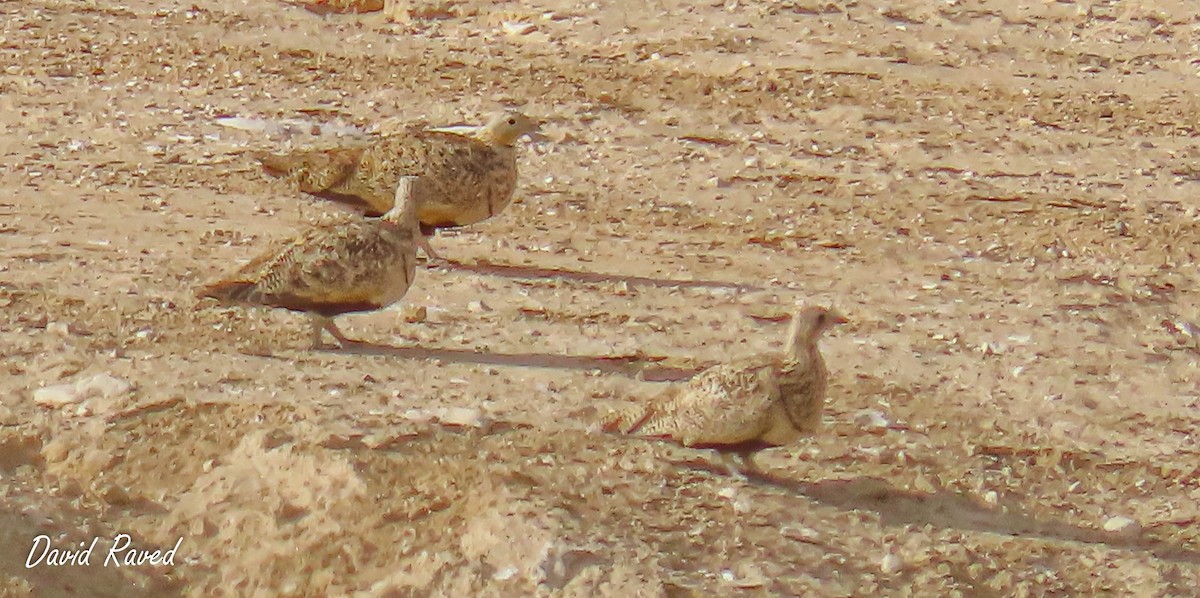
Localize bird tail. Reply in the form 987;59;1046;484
252;150;302;178
197;280;259;305
251;147;362;198
600;402;659;435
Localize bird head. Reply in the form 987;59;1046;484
785;305;848;354
481;111;543;146
383;175;422;228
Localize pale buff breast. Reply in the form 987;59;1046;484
375;230;418;306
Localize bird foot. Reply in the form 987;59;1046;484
716;452;763;481
419;254;449;268
310;318;363;350
415;236;443;263
311;337;365;351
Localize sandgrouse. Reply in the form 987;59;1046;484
254;110;540;259
604;305;847;471
199;176;422;349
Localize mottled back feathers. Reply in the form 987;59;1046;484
199;177;422;319
256;111;539;231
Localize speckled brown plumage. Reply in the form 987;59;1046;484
255;111;539;259
199;176;423;349
604;306;847;466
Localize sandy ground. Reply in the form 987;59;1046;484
3;0;1200;595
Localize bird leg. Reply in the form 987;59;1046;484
716;451;750;481
738;452;766;477
416;233;443;263
713;450;766;481
309;315;357;349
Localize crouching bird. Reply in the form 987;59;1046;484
198;176;422;349
603;305;848;474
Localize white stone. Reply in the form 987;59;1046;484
401;409;435;424
1103;516;1137;533
439;407;487;428
880;553;903;574
854;409;890;429
46;321;70;336
501;21;536;35
33;384;82;407
73;373;132;399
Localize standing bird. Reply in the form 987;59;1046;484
604;305;848;472
198;176;423;349
253;111;541;260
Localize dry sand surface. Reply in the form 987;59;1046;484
3;0;1200;595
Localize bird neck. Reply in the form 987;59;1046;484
784;320;815;361
476;129;514;147
380;202;418;229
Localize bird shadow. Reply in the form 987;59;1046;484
427;258;763;291
680;460;1200;565
327;342;701;382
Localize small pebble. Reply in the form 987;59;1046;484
403;305;428;323
439;407;487;428
854;409;890;431
46;321;71;336
75;373;132;399
33;373;132;409
725;563;767;588
1103;516;1138;534
881;553;903;574
501;21;537;35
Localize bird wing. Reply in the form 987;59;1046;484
259;127;515;226
623;357;781;447
204;221;401;313
197;227;326;305
379;131;517;226
280;224;401;304
317;132;459;216
256;146;391;213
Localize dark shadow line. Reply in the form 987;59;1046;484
794;476;1200;565
674;462;1200;565
428;259;763;291
328;342;700;382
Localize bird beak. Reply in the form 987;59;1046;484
829;311;849;325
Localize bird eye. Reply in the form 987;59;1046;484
507;118;517;125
